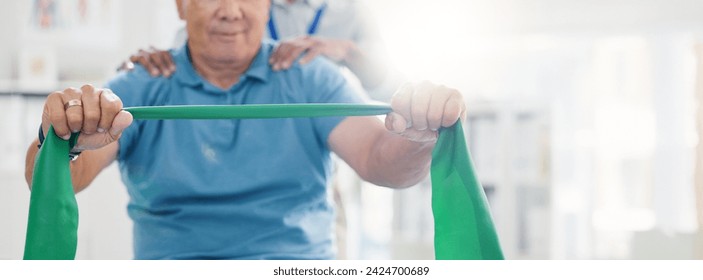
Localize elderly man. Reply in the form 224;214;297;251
125;0;395;99
25;0;465;259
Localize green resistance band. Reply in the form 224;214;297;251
24;103;503;260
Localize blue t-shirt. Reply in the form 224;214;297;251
106;41;363;259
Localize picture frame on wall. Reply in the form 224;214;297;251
24;0;121;49
18;47;58;92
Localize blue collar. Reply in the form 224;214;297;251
172;42;271;89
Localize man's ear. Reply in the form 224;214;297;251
175;0;186;20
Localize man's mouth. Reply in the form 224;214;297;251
214;32;239;36
211;32;242;42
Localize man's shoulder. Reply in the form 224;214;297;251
296;56;341;78
106;64;173;106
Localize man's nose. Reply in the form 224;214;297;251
217;0;243;20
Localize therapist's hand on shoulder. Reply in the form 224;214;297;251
269;36;357;71
41;85;133;152
119;47;176;78
385;81;466;143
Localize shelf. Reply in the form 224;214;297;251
0;80;103;97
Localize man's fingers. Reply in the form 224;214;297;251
109;111;133;140
98;89;123;134
426;88;451;131
387;82;466;143
390;83;414;127
441;91;465;127
61;87;84;135
46;92;71;140
384;112;408;133
409;82;434;131
80;85;101;135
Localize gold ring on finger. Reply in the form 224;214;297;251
64;99;83;110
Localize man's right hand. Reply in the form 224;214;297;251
41;85;133;153
118;47;176;77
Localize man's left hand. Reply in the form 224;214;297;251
385;82;466;143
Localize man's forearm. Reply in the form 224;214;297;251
363;133;435;188
25;139;41;188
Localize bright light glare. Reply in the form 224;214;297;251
367;0;479;83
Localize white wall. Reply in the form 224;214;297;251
0;0;21;80
368;0;703;259
0;0;182;260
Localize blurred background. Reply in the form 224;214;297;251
2;0;703;260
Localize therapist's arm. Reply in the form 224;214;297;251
329;82;466;188
269;37;387;90
24;85;132;193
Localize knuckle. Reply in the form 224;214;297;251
80;84;95;91
64;87;83;97
108;97;123;109
68;116;82;127
84;111;100;122
47;91;63;102
104;101;120;111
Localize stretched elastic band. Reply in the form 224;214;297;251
24;103;503;260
